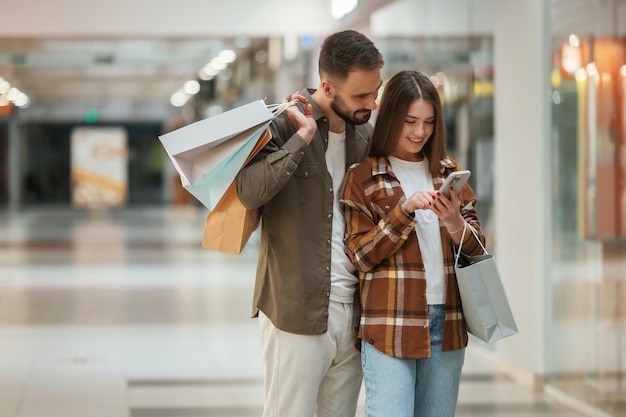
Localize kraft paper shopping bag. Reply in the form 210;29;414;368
201;128;271;254
454;224;519;343
201;182;260;254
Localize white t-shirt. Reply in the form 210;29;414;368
388;156;446;305
326;130;358;303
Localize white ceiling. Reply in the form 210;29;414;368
1;0;624;124
0;0;398;123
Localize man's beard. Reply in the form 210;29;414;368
331;96;371;125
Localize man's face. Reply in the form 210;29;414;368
330;69;382;125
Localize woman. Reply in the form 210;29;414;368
340;70;486;417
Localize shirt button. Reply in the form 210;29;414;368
384;205;390;211
327;240;331;245
286;171;291;176
368;339;374;344
326;266;330;271
325;291;330;297
304;171;309;176
329;188;333;193
300;151;305;156
328;213;332;219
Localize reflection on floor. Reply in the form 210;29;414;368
548;237;626;417
0;206;606;416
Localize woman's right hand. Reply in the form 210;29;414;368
402;190;438;213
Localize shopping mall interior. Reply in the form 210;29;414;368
1;0;625;416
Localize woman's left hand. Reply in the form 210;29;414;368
431;187;464;228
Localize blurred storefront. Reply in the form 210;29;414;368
548;2;626;412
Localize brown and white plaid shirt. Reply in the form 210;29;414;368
340;156;486;359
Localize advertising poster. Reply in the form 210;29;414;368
70;127;128;208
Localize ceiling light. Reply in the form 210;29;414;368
210;58;227;70
218;50;237;63
7;87;21;102
183;80;200;95
199;63;220;81
14;93;30;108
0;78;30;108
0;81;10;94
170;90;189;107
331;0;358;19
198;69;214;81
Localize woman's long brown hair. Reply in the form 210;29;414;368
369;70;447;174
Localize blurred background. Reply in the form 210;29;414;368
0;0;625;416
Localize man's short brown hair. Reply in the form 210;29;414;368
318;30;384;84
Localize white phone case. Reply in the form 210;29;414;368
439;170;471;198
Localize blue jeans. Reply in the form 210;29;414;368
361;304;465;417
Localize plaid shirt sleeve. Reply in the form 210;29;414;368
340;158;417;272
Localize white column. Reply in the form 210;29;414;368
493;0;550;388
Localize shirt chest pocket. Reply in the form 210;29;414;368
288;163;320;205
294;163;318;180
372;195;402;220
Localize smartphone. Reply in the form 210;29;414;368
438;170;471;198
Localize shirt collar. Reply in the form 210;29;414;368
371;156;393;176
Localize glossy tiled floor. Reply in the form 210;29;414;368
0;206;590;416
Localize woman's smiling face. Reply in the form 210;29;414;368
391;98;435;162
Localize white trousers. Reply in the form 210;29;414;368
259;300;362;417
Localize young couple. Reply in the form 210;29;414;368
236;30;485;417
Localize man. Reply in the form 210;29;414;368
235;30;384;417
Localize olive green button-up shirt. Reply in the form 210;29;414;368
235;89;372;335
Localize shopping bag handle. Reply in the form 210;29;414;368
454;222;488;267
267;99;300;118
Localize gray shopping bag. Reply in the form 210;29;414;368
454;225;519;343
